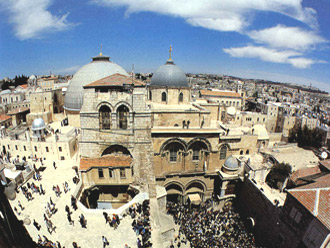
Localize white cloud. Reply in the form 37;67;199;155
92;0;318;32
249;25;327;51
0;0;74;40
223;45;318;68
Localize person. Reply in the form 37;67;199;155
33;219;41;231
53;161;56;169
102;236;109;248
67;213;74;225
103;212;108;224
18;201;24;211
71;195;77;210
79;214;86;228
65;205;71;215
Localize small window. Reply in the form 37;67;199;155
120;168;126;178
220;146;227;160
34;146;37;152
46;147;49;152
98;168;104;178
59;147;62;152
289;207;302;224
179;92;183;102
23;146;26;151
149;90;152;100
131;167;134;176
192;149;199;161
170;148;177;162
240;150;243;155
7;145;10;149
108;168;113;178
246;150;250;155
15;145;18;150
162;92;167;102
60;156;65;160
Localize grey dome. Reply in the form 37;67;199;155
223;155;239;171
151;60;188;87
64;55;129;111
32;118;46;131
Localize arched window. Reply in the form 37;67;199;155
246;150;250;155
240;150;243;155
179;92;183;102
117;105;129;130
162;92;167;102
99;105;111;129
220;146;227;160
149;90;152;100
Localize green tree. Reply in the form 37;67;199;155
266;163;292;189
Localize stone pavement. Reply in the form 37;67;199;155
9;157;142;248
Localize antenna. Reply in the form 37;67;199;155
131;64;134;85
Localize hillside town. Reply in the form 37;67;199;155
0;50;329;248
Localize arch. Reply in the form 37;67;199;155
246;149;250;155
187;138;212;152
185;180;206;194
99;105;111;130
96;101;113;112
163;141;186;162
162;92;167;102
187;139;210;161
178;92;183;102
165;181;184;203
164;180;185;190
101;145;132;157
117;105;129;130
114;101;132;112
159;138;187;154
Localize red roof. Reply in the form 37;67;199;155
289;174;330;230
0;115;11;122
84;74;144;88
80;155;132;171
290;166;321;183
200;90;241;98
289;188;330;230
320;160;330;171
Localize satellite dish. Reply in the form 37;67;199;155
321;152;328;159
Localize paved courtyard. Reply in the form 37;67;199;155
9;157;143;248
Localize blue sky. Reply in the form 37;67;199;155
0;0;330;91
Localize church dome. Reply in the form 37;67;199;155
64;54;129;111
32;118;46;131
150;59;188;88
223;155;239;171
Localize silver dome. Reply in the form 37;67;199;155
151;60;188;87
223;155;239;171
64;55;129;111
32;118;46;131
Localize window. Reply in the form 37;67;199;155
98;168;104;178
23;146;26;151
149;90;152;100
192;149;199;161
162;92;167;102
60;156;65;160
170;148;177;162
99;105;111;130
108;168;114;178
246;150;250;155
15;145;18;150
229;101;232;106
34;146;37;152
7;145;10;149
240;150;243;155
117;105;129;130
59;147;62;152
46;147;49;152
220;146;227;160
131;167;134;176
120;168;126;178
179;92;183;102
289;207;302;224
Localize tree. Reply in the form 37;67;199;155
288;126;323;148
266;162;292;189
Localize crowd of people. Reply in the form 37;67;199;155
129;200;152;248
167;201;257;248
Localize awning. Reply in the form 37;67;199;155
185;187;204;194
188;193;201;205
166;188;183;195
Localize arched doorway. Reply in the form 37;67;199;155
185;181;205;204
165;183;184;203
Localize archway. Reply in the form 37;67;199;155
187;140;209;162
101;145;132;157
185;180;205;203
162;141;185;163
165;182;184;203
